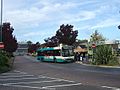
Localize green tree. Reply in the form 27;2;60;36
93;45;119;65
27;41;32;46
1;22;18;53
36;42;40;49
90;30;105;44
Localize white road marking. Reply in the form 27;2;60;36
1;72;27;75
0;77;47;81
0;75;34;78
0;84;44;90
42;83;82;88
102;86;120;90
1;72;20;75
13;70;27;74
0;83;81;89
40;76;75;83
4;79;62;85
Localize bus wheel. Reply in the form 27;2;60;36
37;58;40;60
54;58;57;63
41;58;44;62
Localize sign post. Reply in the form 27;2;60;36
92;44;96;62
0;0;3;42
0;42;4;49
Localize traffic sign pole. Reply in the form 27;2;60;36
0;0;3;42
92;44;96;62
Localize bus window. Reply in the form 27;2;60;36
37;51;44;56
62;49;74;57
53;50;61;56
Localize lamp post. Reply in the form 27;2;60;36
0;0;4;49
0;0;3;42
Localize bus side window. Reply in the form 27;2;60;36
38;51;41;56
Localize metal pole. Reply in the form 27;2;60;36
0;0;3;42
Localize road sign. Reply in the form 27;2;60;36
92;44;96;48
0;42;4;49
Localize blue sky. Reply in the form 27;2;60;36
2;0;120;43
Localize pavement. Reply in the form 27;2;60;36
75;61;120;68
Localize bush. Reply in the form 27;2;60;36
0;51;10;73
92;45;119;65
108;55;119;66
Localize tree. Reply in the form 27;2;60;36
28;42;40;53
56;24;78;45
27;41;32;46
44;24;78;46
89;30;106;49
90;30;105;43
44;36;59;47
1;22;18;53
28;44;37;53
36;42;40;49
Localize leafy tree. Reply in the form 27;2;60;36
36;42;40;49
56;24;78;45
90;30;105;44
27;41;32;46
44;36;59;47
44;24;78;46
28;44;36;53
1;22;18;53
28;42;40;53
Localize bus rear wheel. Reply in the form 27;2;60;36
41;58;44;62
54;58;57;63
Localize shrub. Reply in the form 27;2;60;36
0;51;10;73
92;45;119;65
108;55;119;66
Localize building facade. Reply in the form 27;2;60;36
15;42;28;55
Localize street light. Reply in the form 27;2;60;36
0;0;3;42
0;0;4;49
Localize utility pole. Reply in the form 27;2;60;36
0;0;3;42
0;0;4;49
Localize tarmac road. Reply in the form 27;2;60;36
0;55;120;90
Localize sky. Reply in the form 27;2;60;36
2;0;120;43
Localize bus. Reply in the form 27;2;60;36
36;44;74;63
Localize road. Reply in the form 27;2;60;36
0;55;120;90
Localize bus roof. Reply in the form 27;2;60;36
37;47;61;52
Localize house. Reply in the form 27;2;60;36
15;42;28;55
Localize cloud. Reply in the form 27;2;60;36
4;8;48;29
4;1;79;29
23;31;48;37
91;18;120;29
4;0;98;29
3;0;120;42
23;30;55;38
59;11;96;24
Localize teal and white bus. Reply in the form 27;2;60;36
37;44;74;63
